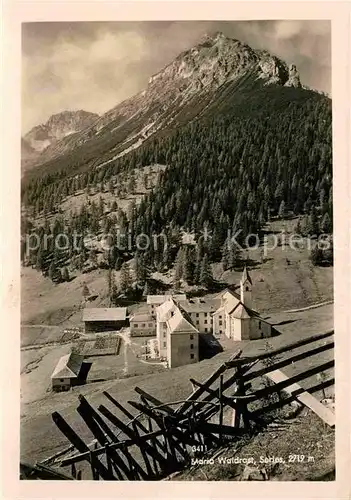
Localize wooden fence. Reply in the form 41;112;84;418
32;330;334;481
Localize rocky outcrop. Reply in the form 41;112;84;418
284;63;302;88
23;110;99;153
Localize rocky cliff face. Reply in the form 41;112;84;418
23;110;99;153
94;32;300;132
285;64;302;88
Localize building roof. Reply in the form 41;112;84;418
221;290;241;314
130;312;154;322
156;298;176;322
178;298;221;313
241;266;252;285
167;307;198;335
219;288;241;301
83;307;127;322
51;352;84;379
231;303;251;319
147;294;186;305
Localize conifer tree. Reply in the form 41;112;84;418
82;283;90;299
278;200;286;219
294;218;302;235
309;206;320;236
182;246;195;284
310;246;323;266
320;212;332;233
56;268;62;283
120;262;132;294
174;247;184;283
221;241;229;272
36;246;44;271
48;261;57;282
62;267;70;282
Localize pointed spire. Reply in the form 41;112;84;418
241;265;252;285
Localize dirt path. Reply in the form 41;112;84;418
116;328;131;376
21;324;59;329
21;340;73;351
282;300;334;314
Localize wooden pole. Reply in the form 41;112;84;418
219;374;224;443
176;349;242;415
98;404;165;475
103;391;167;454
225;331;334;368
52;411;113;480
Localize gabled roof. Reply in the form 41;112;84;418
167;308;198;334
178;298;221;313
147;294;186;305
231;303;251;319
130;312;154;322
156;298;176;322
221;290;240;314
83;307;127;322
51;353;84;379
241;266;252;285
217;288;240;301
229;301;262;320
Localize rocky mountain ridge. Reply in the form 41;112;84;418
22;110;99;170
22;32;303;174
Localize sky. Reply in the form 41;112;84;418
22;21;331;134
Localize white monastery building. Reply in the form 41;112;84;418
150;267;272;369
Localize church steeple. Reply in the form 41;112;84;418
240;266;252;308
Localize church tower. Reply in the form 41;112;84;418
240;266;252;309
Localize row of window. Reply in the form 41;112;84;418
194;319;209;325
133;323;154;328
191;313;223;319
161;342;195;350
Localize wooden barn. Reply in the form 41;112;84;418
51;353;85;392
82;307;128;333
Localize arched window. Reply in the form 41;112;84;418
246;286;249;291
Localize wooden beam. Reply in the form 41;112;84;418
266;369;335;427
176;420;247;437
251;359;334;402
78;395;118;442
98;404;167;468
251;377;335;419
175;349;242;415
103;391;167;454
77;403;130;479
39;445;75;466
242;341;334;383
59;429;165;467
77;398;146;480
29;463;75;480
127;400;198;452
134;387;175;414
219;375;224;442
225;331;334;368
52;411;114;480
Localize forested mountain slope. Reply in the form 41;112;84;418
21;34;332;295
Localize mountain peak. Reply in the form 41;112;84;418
24;109;99;154
22;35;304;172
199;30;226;43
